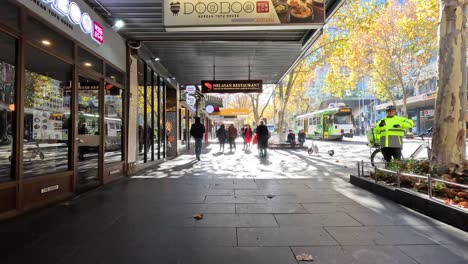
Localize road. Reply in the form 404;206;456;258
271;135;467;175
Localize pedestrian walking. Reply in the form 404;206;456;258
190;116;205;161
256;120;269;157
374;105;414;162
227;124;238;151
243;124;253;150
216;124;227;152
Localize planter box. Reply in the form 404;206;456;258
350;175;396;200
350;175;468;232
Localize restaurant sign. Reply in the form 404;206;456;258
201;80;262;94
30;0;104;44
164;0;325;31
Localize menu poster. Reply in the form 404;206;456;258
32;110;62;140
32;79;65;140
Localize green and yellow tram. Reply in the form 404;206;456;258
294;105;354;140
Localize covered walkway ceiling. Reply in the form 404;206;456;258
86;0;345;85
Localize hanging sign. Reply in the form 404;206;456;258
201;80;262;93
186;85;197;94
205;105;214;113
186;95;196;106
164;0;325;31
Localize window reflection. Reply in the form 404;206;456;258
104;84;123;163
137;60;145;163
153;73;159;158
25;16;73;60
0;33;16;182
78;47;103;74
105;64;124;85
0;0;19;30
24;46;72;178
146;67;154;161
77;76;100;186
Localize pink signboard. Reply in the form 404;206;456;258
92;22;104;44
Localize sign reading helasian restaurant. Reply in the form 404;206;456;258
165;0;325;31
201;80;263;93
29;0;104;44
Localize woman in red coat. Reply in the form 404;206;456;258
243;124;253;150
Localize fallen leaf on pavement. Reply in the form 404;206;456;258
296;254;314;261
193;213;204;220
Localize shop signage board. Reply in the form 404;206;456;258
16;0;127;71
201;80;262;93
164;0;326;31
205;105;214;113
186;85;197;94
186;95;196;106
30;0;104;44
420;109;434;117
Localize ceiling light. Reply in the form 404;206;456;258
84;62;92;67
41;39;51;46
114;19;125;29
110;76;115;79
154;57;160;61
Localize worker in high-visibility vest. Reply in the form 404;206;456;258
374;105;414;162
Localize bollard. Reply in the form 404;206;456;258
357;162;360;177
427;174;432;199
396;171;401;188
361;160;364;177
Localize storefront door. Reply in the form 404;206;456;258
76;75;102;191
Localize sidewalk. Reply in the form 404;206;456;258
1;144;467;264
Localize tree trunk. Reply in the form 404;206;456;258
431;0;467;170
401;94;408;118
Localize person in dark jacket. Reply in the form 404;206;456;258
286;130;296;147
227;124;238;151
190;116;205;161
256;120;269;157
298;129;306;147
216;124;228;152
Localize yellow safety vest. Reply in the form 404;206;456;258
374;116;414;148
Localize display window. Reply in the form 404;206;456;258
153;72;159;159
104;84;123;163
106;64;124;86
137;59;145;163
146;66;154;161
23;45;72;178
78;47;103;74
0;32;16;182
77;75;100;186
25;15;73;61
0;0;19;30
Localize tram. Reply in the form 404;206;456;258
294;103;354;140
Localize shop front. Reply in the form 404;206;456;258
126;51;180;173
0;0;126;219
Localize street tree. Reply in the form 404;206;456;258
275;62;312;139
321;0;438;118
431;0;467;171
247;85;274;126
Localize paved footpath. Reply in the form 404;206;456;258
1;143;468;264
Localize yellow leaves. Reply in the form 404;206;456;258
317;0;439;102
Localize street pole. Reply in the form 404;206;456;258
358;94;361;133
